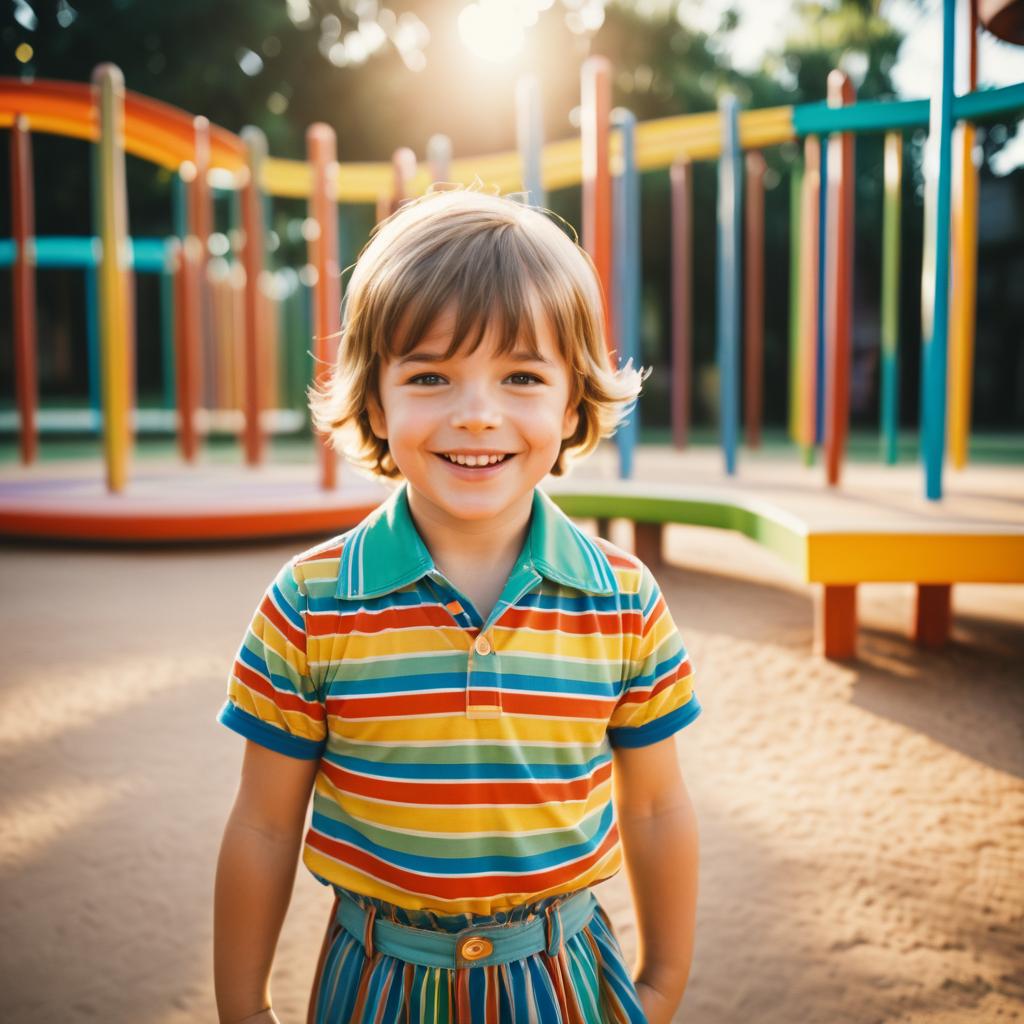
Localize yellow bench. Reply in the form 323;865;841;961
547;481;1024;659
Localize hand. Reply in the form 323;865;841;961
636;980;677;1024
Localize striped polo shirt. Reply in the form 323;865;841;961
219;482;700;915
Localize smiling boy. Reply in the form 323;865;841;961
214;188;700;1024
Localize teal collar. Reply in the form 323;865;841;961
336;483;616;600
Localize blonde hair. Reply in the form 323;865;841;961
309;186;648;479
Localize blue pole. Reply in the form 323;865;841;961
920;0;957;501
815;135;829;446
612;108;640;480
160;245;176;412
516;75;546;207
84;259;101;431
717;94;742;476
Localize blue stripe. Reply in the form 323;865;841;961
311;802;615;875
323;670;622;698
237;642;318;699
608;696;702;748
325;751;612;782
218;701;325;759
270;578;305;631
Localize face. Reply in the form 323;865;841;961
367;304;579;534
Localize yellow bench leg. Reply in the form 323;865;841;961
633;521;663;568
818;584;857;659
914;583;951;648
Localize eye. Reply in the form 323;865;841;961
408;373;446;386
507;372;543;385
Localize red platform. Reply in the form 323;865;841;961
0;462;388;543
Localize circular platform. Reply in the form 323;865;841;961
0;462;388;542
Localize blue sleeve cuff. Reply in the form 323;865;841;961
608;695;702;749
217;701;326;761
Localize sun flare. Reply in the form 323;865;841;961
458;0;549;62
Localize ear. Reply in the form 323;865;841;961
561;402;580;440
366;394;388;441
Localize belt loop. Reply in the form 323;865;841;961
544;901;563;957
362;902;377;958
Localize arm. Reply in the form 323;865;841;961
214;740;320;1024
613;735;699;1024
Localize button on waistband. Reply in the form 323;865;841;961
474;635;492;656
459;936;493;961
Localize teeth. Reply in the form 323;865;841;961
443;453;508;466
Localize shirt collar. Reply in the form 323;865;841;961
336;482;616;600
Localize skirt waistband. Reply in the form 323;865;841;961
335;888;597;969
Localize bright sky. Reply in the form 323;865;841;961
673;0;1024;173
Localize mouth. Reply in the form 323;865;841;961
434;452;517;469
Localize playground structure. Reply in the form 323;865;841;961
1;0;1023;658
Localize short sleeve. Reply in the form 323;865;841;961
217;559;327;760
608;562;701;748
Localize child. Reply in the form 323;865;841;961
214;187;701;1024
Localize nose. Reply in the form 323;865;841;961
449;383;501;432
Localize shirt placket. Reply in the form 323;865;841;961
470;564;543;720
426;566;542;720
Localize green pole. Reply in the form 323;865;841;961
788;160;803;444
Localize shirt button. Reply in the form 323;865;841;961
474;635;492;656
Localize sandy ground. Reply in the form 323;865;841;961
1;508;1022;1022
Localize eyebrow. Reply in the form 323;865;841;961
397;350;553;366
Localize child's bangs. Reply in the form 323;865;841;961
384;231;554;363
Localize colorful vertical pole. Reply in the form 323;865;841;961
612;108;639;480
427;134;452;185
10;114;38;465
670;158;693;449
948;0;979;469
581;56;615;362
880;132;902;465
823;71;855;488
192;117;214;415
744;151;766;449
307;123;342;491
920;0;957;501
159;242;176;414
787;160;804;444
85;258;101;427
815;137;829;445
516;75;545;206
173;119;211;461
797;136;821;465
716;94;742;476
91;63;132;493
377;147;416;222
241;126;268;466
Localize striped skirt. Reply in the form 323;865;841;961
311;888;647;1023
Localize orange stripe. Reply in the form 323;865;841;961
318;759;612;805
305;822;619;899
234;661;325;719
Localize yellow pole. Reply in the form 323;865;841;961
92;63;132;493
948;0;979;469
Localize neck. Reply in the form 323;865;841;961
405;486;533;574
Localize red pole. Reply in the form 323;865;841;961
190;116;213;414
392;147;417;213
240;126;267;466
824;71;856;487
798;135;821;460
307;123;341;491
10;114;38;465
176;164;201;461
670;158;692;449
581;56;614;362
744;151;766;449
